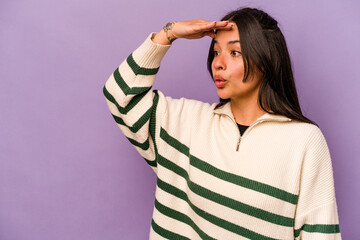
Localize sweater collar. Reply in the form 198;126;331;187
212;102;292;123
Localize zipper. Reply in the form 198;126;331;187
219;111;292;152
223;113;265;152
222;113;241;151
236;137;241;151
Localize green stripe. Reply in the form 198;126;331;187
191;155;298;204
159;154;293;227
123;92;160;168
113;68;151;96
127;54;159;75
127;137;149;151
155;199;215;240
144;157;156;167
151;219;190;239
113;67;130;95
127;86;151;95
160;128;298;204
103;85;150;115
294;224;340;237
160;128;189;155
111;105;152;133
148;90;159;168
157;178;278;240
105;87;159;168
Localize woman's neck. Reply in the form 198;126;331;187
230;98;267;126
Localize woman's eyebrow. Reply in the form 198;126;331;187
213;40;240;45
228;40;241;45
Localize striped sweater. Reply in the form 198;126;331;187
103;33;341;240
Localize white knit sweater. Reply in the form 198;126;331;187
103;33;341;239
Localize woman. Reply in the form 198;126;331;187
103;7;341;240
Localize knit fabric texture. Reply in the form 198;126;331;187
103;33;341;240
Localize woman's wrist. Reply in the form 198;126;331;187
162;22;177;43
151;22;177;45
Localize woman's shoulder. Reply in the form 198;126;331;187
287;119;323;134
160;91;216;114
285;119;328;145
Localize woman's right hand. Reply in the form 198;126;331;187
151;20;234;45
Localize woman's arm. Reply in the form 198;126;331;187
294;126;341;239
152;20;233;45
103;20;232;172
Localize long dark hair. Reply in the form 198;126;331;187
207;7;317;126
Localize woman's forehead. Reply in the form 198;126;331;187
214;27;240;45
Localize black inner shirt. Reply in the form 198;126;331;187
237;123;249;136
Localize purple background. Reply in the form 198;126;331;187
1;0;359;239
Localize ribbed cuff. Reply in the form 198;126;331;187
131;32;171;69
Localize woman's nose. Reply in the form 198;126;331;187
213;54;226;70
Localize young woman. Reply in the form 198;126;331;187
103;7;341;240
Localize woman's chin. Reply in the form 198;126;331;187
216;90;230;100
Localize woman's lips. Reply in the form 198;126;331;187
215;76;226;88
215;80;226;88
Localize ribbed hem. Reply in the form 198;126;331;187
131;32;171;69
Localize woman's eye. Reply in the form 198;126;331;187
213;50;219;56
231;50;241;56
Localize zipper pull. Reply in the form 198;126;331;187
236;137;241;151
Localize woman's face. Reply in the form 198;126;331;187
211;23;262;102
